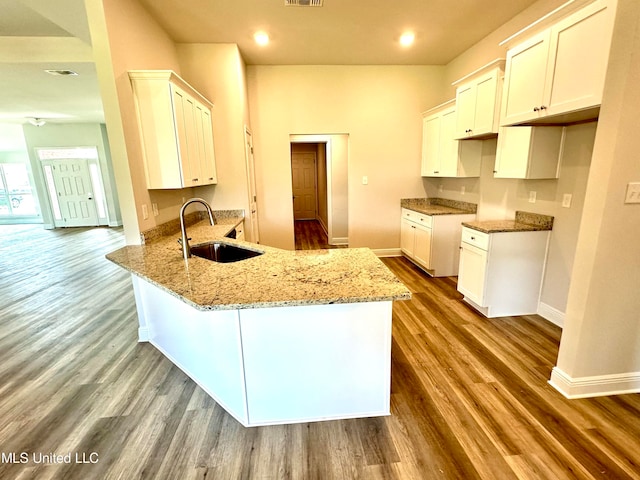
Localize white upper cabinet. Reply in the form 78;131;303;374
453;60;505;139
500;0;614;126
129;70;218;190
494;126;565;179
421;100;482;178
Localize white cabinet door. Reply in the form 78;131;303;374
457;241;488;306
400;218;415;256
439;108;458;177
413;223;432;270
421;113;442;176
455;83;476;138
421;102;482;178
500;31;550;126
455;66;503;139
171;86;197;188
500;0;613;126
197;107;217;184
544;0;611;116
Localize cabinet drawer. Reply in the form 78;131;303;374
461;227;490;250
401;208;433;228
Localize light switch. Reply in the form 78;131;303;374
362;176;368;185
625;182;640;204
141;204;149;220
529;191;537;203
562;194;572;208
152;203;159;216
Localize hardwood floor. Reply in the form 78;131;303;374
1;224;639;479
294;219;347;250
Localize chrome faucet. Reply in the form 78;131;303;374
179;198;215;260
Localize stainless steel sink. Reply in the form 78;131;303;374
190;242;263;263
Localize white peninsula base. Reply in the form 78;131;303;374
131;276;393;427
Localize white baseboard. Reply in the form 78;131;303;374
549;367;640;399
373;248;402;257
329;236;348;246
138;326;149;342
109;220;123;227
537;302;565;328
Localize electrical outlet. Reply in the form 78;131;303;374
625;182;640;204
362;176;368;185
141;204;149;220
438;184;443;193
562;193;572;208
460;186;465;195
152;203;159;216
529;191;537;203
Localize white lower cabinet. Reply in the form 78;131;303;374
401;208;475;277
457;227;550;317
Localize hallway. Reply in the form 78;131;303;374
294;219;347;250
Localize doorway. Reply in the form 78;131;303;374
290;134;349;248
37;147;108;228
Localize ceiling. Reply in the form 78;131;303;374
0;0;543;126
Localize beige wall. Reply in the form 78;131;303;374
556;0;640;379
247;65;446;250
177;44;253;235
88;0;188;240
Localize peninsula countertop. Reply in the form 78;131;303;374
106;219;411;311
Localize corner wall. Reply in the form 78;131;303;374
552;0;640;397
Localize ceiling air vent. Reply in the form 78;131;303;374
44;69;78;76
285;0;323;6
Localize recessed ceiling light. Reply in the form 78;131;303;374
254;31;270;46
44;69;78;76
400;32;415;48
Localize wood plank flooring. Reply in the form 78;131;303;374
294;220;347;250
0;224;639;479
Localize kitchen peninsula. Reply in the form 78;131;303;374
106;211;410;427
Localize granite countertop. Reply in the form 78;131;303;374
401;198;477;216
107;217;411;311
462;211;554;233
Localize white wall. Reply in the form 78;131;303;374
555;0;640;382
22;122;122;228
247;65;445;250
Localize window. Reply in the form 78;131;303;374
0;163;38;216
